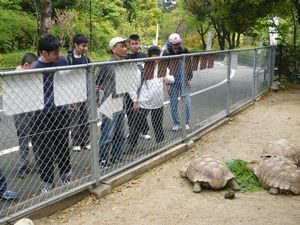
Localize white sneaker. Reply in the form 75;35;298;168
172;125;181;131
140;134;151;140
41;183;54;193
83;144;91;150
72;146;81;152
186;124;190;130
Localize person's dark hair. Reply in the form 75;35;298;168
21;53;38;66
38;34;61;52
73;34;89;46
129;34;140;42
148;46;161;57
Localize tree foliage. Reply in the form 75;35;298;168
0;7;36;52
184;0;288;49
0;0;299;54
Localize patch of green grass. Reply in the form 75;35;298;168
0;49;34;69
226;159;263;192
89;51;110;62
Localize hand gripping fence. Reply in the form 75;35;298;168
0;46;275;223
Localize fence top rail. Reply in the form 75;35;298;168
0;63;89;77
0;46;274;77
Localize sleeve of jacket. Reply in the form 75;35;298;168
183;48;193;81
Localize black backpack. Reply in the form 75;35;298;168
67;49;90;65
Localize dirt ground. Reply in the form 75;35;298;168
34;88;300;225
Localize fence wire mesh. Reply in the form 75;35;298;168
229;50;255;112
0;46;275;223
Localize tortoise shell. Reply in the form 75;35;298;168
185;155;235;189
261;139;299;166
254;155;300;195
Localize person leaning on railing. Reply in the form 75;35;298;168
96;37;129;168
125;34;151;144
163;33;192;131
137;46;175;144
67;34;91;152
14;53;41;179
31;34;72;193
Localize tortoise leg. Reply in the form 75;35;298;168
193;182;202;193
269;187;279;195
180;169;187;178
228;179;240;191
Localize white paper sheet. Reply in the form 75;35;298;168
115;63;141;94
3;73;44;115
54;68;87;106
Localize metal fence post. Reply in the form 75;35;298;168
226;51;232;115
267;47;273;88
181;55;187;140
87;65;100;183
271;46;276;84
252;49;257;99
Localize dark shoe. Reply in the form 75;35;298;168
33;165;41;173
61;171;72;185
110;158;122;165
99;160;109;169
17;167;31;179
62;178;71;185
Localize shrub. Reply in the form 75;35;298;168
280;45;300;83
0;8;37;53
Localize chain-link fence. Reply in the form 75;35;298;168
0;46;275;223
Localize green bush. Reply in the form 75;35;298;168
281;45;300;83
0;49;35;68
0;8;37;53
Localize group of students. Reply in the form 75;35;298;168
0;32;193;196
97;33;192;167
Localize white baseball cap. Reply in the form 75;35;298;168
109;37;128;49
168;33;182;44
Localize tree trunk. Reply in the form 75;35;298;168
291;5;297;50
292;0;300;24
231;32;236;49
211;32;217;49
236;32;241;48
40;0;52;35
225;31;232;49
213;22;226;50
33;0;41;36
196;24;209;50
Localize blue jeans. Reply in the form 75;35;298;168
0;169;7;194
99;111;126;162
168;83;191;126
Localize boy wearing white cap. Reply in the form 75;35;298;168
163;33;192;131
96;37;128;167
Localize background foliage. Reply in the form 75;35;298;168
0;0;299;79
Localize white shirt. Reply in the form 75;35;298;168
138;65;164;109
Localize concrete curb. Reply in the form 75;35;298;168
89;184;112;199
29;190;90;220
229;101;255;117
103;142;191;188
254;89;270;102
